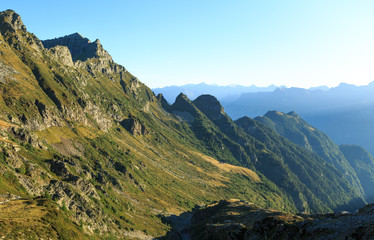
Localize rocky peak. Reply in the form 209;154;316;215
262;110;292;123
48;45;74;66
193;94;225;121
170;93;199;122
172;93;192;109
235;116;257;128
157;93;171;112
287;111;300;118
42;32;112;62
175;92;189;101
193;94;223;112
264;110;284;117
156;93;166;102
0;10;27;35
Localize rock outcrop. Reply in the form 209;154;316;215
193;94;225;121
186;199;374;240
169;93;200;123
48;45;74;66
0;10;27;35
42;33;111;62
120;115;148;136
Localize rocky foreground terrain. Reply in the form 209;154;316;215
165;199;374;240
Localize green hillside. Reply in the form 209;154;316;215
0;10;294;238
340;144;374;203
0;9;369;239
256;111;364;197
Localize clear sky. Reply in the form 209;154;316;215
2;1;374;88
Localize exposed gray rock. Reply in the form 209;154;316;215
120;115;148;136
0;10;27;35
0;61;19;83
10;127;46;149
42;33;111;62
48;45;74;66
42;33;120;75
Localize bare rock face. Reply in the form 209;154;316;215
0;10;27;35
120;115;148;136
42;33;119;74
0;10;43;52
10;127;46;149
48;45;74;66
42;33;111;62
157;93;171;112
0;61;19;83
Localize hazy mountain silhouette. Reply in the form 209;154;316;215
153;83;280;104
216;83;374;155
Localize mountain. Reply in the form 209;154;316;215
303;103;374;156
255;111;364;197
0;9;371;239
340;144;374;203
222;83;374;119
164;94;365;213
219;84;374;155
0;10;297;239
153;83;279;104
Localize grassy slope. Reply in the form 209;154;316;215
0;198;89;240
0;12;296;238
0;10;367;238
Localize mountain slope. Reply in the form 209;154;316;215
219;84;374;156
222;83;374;119
153;83;278;104
0;9;369;239
164;94;365;213
255;110;364;198
0;10;296;239
340;144;374;203
303;103;374;156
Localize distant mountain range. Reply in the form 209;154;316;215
155;82;374;156
221;82;374;118
153;83;281;104
2;9;374;239
221;82;374;155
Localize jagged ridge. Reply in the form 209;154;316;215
42;33;111;62
0;9;372;240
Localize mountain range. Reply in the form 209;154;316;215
1;9;374;240
153;83;280;104
223;83;374;157
156;82;374;156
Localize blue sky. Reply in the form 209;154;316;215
2;1;374;88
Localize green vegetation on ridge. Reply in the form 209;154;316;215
0;9;370;239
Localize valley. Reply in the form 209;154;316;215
0;9;374;240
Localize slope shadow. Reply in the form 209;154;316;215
333;197;366;212
156;210;194;240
